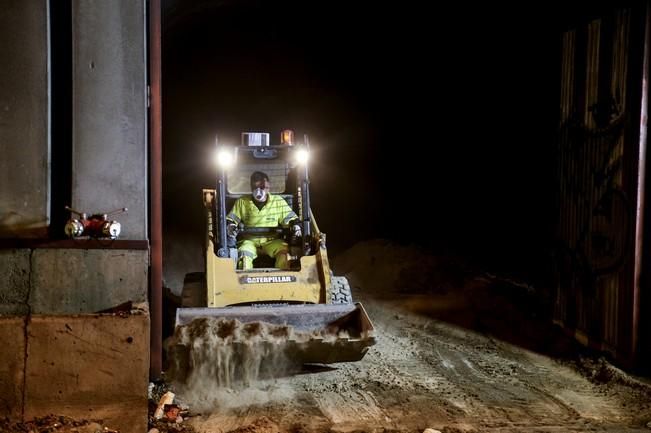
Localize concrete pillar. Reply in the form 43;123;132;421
0;0;50;238
72;0;147;240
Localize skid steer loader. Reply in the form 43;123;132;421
172;131;375;372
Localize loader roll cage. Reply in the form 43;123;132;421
213;143;313;266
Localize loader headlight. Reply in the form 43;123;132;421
295;148;309;165
215;147;234;168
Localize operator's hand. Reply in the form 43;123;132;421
227;222;238;238
290;223;302;243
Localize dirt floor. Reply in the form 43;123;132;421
168;240;651;433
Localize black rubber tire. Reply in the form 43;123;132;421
331;276;353;304
181;272;207;307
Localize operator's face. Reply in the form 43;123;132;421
253;179;270;191
252;178;270;203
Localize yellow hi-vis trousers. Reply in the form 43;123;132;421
237;238;289;270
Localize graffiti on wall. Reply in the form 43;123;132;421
555;93;631;294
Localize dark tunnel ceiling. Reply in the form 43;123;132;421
161;0;629;33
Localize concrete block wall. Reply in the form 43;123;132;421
0;248;148;315
0;316;25;418
0;249;31;315
0;312;150;433
31;248;148;313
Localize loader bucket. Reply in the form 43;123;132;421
169;303;375;383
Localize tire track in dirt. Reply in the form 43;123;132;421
291;302;464;431
352;292;643;431
413;323;582;427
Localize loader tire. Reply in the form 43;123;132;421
182;272;206;307
331;276;353;304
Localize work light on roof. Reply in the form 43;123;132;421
295;148;309;165
215;147;234;168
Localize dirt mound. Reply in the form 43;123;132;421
573;356;651;393
333;240;584;360
332;239;470;295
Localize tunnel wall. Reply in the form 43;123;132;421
0;0;50;238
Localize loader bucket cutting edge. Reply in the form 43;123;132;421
173;302;376;364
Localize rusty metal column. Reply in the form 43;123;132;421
149;0;162;379
634;2;650;365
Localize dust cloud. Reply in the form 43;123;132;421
167;318;297;385
165;317;347;411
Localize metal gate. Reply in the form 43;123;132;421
555;5;649;368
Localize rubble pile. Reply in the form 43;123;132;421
147;417;195;433
0;415;115;433
147;389;196;433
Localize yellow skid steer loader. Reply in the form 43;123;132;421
172;131;375;373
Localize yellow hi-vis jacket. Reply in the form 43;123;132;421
226;194;298;230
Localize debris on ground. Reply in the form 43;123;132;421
149;379;171;404
147;418;195;433
148;383;195;433
154;392;176;419
163;405;183;423
0;415;116;433
95;301;149;317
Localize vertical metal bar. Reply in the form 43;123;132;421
633;1;650;363
149;0;162;379
302;135;312;250
217;171;228;257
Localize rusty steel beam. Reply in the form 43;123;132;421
149;0;163;379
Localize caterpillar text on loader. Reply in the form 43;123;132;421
174;131;375;368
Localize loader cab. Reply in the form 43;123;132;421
212;131;313;270
225;150;295;212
